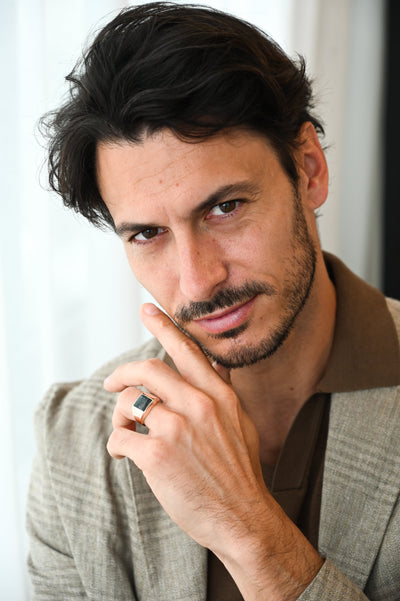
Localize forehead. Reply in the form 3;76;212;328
96;129;283;218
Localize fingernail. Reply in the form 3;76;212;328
142;303;161;315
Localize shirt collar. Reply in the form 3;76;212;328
317;253;400;393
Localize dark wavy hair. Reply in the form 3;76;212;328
41;1;324;228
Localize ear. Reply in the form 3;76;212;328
295;122;328;210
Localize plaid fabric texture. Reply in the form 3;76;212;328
27;300;400;600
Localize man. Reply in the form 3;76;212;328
27;2;400;600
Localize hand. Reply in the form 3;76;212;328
105;303;323;600
105;303;263;549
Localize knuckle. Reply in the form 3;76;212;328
111;426;129;447
178;336;200;355
151;409;188;442
114;388;138;419
107;428;128;458
222;388;239;409
193;393;216;421
146;438;169;466
165;411;187;438
192;388;238;421
142;357;164;372
117;387;136;404
157;316;174;332
113;361;134;378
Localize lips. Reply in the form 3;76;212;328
193;296;257;335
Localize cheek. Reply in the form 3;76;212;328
236;221;279;262
237;214;298;280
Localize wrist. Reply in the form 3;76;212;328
212;495;324;601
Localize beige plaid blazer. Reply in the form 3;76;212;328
27;299;400;600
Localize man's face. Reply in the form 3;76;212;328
97;129;318;369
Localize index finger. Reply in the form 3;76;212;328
140;303;231;393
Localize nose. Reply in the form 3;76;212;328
176;234;228;301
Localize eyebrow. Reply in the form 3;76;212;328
114;181;262;239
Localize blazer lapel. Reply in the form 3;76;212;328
319;386;400;588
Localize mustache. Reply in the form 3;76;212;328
174;281;277;325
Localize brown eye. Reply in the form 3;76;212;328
209;200;240;217
218;200;237;213
131;227;164;243
140;228;158;239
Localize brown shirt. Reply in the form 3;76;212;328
207;253;400;601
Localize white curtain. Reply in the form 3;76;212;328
0;0;385;598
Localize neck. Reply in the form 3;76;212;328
230;252;336;465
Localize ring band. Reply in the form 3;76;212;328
132;393;160;425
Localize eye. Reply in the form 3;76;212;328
208;200;241;217
130;227;165;243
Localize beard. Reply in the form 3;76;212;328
173;190;317;369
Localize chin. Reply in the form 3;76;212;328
179;316;285;369
200;327;291;369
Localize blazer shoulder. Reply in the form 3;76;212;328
37;337;166;410
35;337;169;451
